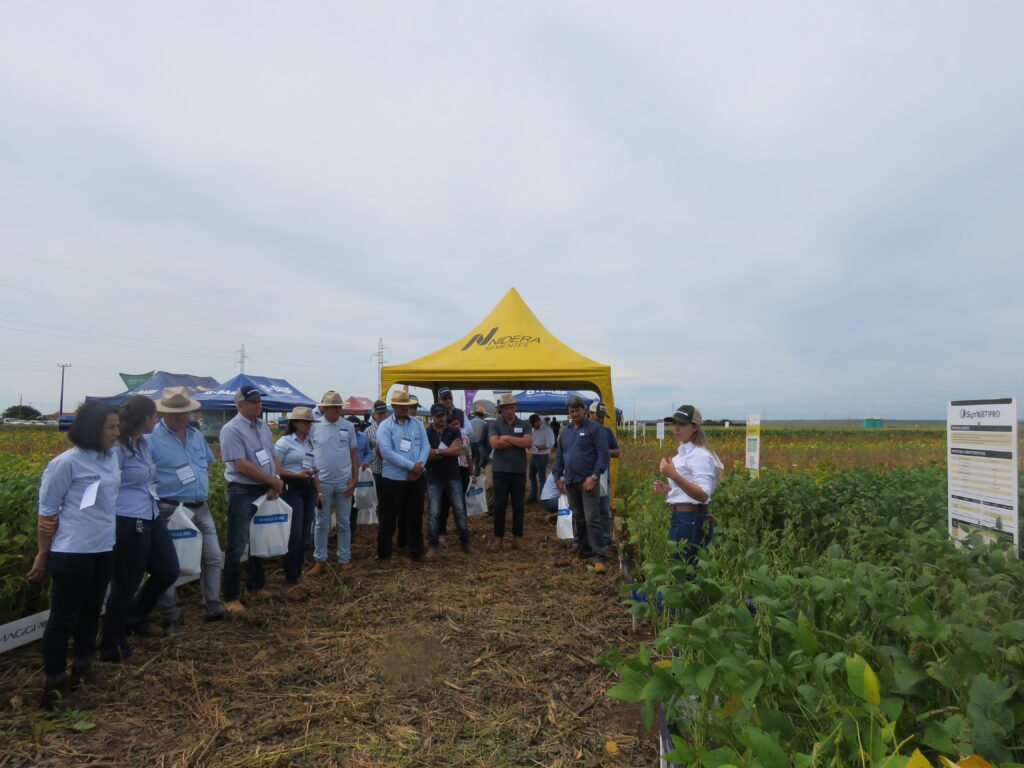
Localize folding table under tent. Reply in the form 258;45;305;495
379;287;617;490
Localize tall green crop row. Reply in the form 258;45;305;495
609;467;1024;766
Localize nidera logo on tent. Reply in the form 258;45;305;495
460;326;542;352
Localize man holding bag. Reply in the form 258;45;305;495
306;391;359;575
149;387;225;630
220;385;283;614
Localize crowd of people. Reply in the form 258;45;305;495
27;383;720;710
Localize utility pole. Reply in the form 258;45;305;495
57;363;72;415
236;344;247;374
370;338;390;395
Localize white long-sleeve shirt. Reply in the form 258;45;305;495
666;441;718;505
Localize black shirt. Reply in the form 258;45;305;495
426;426;462;482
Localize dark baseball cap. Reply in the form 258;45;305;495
664;404;702;426
235;385;262;404
373;399;388;414
438;387;453;398
430;403;447;416
589;401;608;417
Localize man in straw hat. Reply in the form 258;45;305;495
149;387;225;628
486;393;533;551
306;391;360;575
375;387;429;567
219;385;283;613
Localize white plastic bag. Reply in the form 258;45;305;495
556;493;574;540
167;504;202;576
357;505;378;525
354;467;377;508
465;478;487;517
249;495;292;558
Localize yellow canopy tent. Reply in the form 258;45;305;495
380;287;619;490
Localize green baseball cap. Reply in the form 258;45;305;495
664;404;702;426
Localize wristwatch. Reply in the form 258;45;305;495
590;474;599;481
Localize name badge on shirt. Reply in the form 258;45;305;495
514;427;523;434
255;449;271;466
80;480;100;510
399;438;412;452
302;453;314;471
176;465;197;485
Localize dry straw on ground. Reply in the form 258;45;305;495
0;508;654;767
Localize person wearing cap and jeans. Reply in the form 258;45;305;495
653;405;720;568
588;402;620;548
527;414;554;503
275;407;322;597
365;400;389;501
424;403;471;557
375;390;430;565
149;387;224;630
307;391;360;575
219;386;283;614
552;395;610;572
487;394;533;551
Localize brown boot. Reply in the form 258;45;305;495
336;562;353;573
422;548;436;561
305;561;326;577
460;541;472;554
487;536;503;553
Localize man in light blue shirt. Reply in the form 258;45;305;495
148;387;225;628
307;391;360;574
375;389;429;566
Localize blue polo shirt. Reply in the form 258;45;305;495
114;439;159;520
148;420;216;503
376;414;430;481
551;417;610;485
38;447;121;553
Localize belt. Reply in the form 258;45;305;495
159;499;206;509
228;482;269;492
668;503;708;513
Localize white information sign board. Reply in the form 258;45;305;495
745;414;761;478
656;421;665;445
947;397;1018;553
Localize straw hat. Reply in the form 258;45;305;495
389;388;416;407
496;393;518;408
156;386;201;414
319;390;344;408
284;406;319;422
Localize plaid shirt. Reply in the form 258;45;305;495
365;420;383;475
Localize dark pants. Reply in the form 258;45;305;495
472;440;489;473
567;481;606;563
670;509;714;567
101;516;180;659
378;476;425;560
281;479;316;584
42;551;113;680
528;454;549;500
223;483;268;601
492;471;526;538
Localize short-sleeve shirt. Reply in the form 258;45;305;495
426;426;462;482
114;439;159;520
148;420;215;503
220;413;277;484
310;417;358;484
275;433;316;474
38;447;121;554
487;417;532;474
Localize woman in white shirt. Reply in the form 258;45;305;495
28;402;121;709
653;405;722;566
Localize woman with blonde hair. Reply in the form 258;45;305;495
653;405;723;566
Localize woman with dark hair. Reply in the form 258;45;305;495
274;407;320;599
28;401;120;709
99;395;180;662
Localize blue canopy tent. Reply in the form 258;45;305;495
194;374;315;412
512;390;594;414
85;371;220;406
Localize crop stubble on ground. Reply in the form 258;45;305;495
0;507;654;767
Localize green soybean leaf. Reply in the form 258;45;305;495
797;612;818;655
739;726;788;768
845;654;881;706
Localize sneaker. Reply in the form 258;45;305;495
593;561;608;574
162;620;184;637
224;600;246;615
304;561;326;577
336;562;353;572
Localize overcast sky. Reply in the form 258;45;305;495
1;2;1022;420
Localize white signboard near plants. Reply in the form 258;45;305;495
947;397;1018;554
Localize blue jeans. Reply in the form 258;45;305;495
528;453;549;500
101;515;180;659
223;483;268;602
669;509;714;567
427;475;470;548
314;481;353;563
